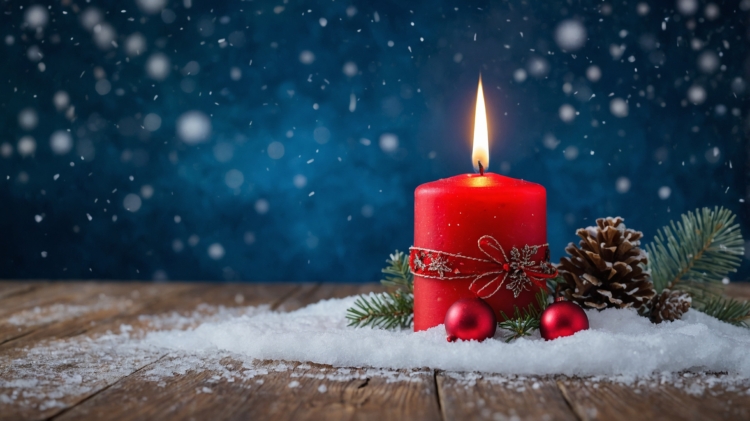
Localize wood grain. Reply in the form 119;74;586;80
54;359;441;421
557;375;750;421
54;283;442;421
0;283;300;421
437;372;577;421
0;281;42;301
0;283;159;346
725;283;750;301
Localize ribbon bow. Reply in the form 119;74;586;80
409;235;557;299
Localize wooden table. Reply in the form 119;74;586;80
1;282;749;421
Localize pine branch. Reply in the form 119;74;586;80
380;250;413;292
346;290;414;329
646;207;744;305
700;296;750;328
346;250;415;329
498;308;539;342
498;289;549;342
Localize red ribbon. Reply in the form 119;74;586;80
409;235;557;299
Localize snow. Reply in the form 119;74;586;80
176;111;211;144
513;69;527;83
558;104;576;123
53;91;70;111
299;50;315;64
526;57;549;78
609;98;629;118
554;20;587;51
92;23;116;51
677;0;699;16
267;141;285;159
379;133;399;152
254;199;270;214
207;243;225;260
123;194;142;212
342;62;358;77
0;143;13;158
79;8;103;31
49;131;73;155
698;51;720;74
136;0;168;15
704;3;720;20
24;5;49;30
18;108;38;131
145;53;171;81
141;296;750;377
124;33;147;57
7;299;130;326
143;113;162;132
224;169;245;188
687;85;707;105
616;177;631;194
17;136;36;157
585;65;601;83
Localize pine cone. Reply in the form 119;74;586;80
641;289;691;323
558;217;655;310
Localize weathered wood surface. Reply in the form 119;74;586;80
0;281;749;421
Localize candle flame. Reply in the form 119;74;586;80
472;75;489;173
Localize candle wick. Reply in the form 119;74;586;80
478;161;484;176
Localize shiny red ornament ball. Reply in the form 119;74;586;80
444;298;497;342
540;297;589;340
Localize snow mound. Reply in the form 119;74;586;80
143;295;750;377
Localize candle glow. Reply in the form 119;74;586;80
472;76;489;173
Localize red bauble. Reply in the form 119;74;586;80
444;298;497;342
540;297;589;340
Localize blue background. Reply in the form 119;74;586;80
1;0;748;281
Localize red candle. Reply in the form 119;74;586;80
410;77;554;332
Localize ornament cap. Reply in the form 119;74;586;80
555;296;566;302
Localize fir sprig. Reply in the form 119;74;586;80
647;207;744;305
700;296;750;328
498;290;550;342
346;251;415;329
380;251;414;292
346;291;414;329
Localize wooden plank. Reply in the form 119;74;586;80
0;281;43;301
0;282;103;319
54;359;440;421
226;363;440;421
0;283;159;345
278;282;385;312
54;284;442;421
437;372;577;421
0;283;301;350
0;283;193;347
725;283;750;300
0;283;301;355
0;283;300;421
557;375;750;421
